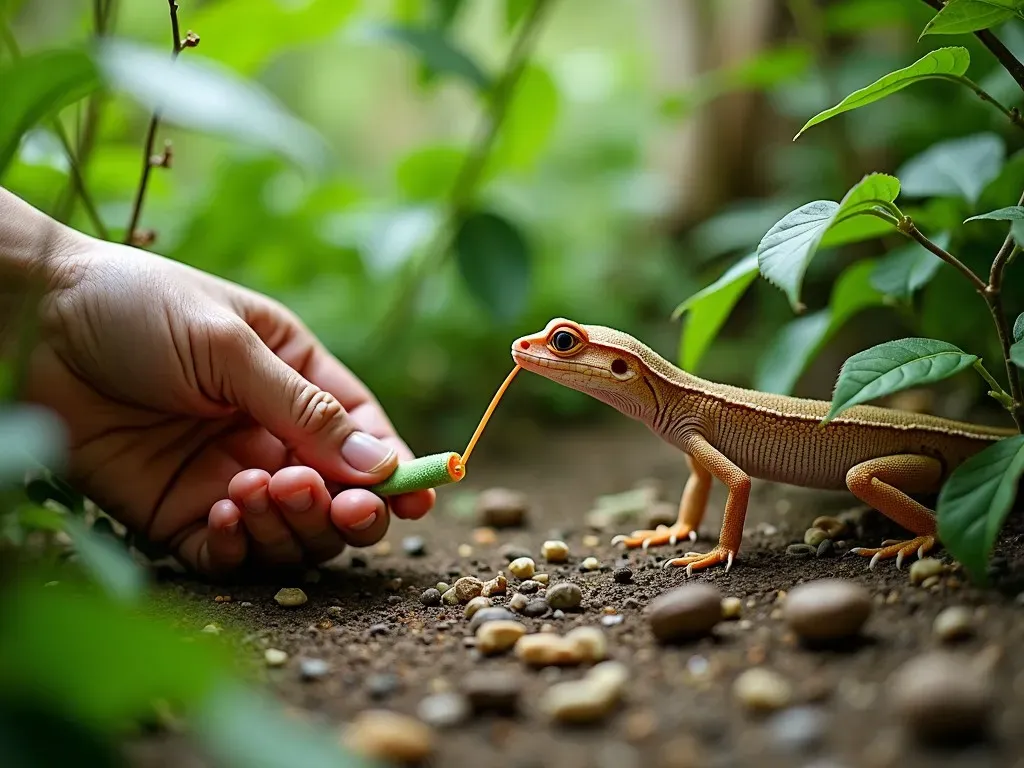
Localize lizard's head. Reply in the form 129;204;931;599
511;318;655;418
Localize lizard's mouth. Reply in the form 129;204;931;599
511;349;620;381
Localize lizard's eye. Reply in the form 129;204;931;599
549;329;581;354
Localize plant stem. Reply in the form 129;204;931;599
899;218;988;293
371;0;555;346
919;0;1024;92
985;190;1024;428
973;360;1014;408
123;0;185;246
943;74;1024;131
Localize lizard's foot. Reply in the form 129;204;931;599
611;523;697;550
849;535;934;569
662;545;735;576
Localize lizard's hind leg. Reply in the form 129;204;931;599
844;454;942;569
612;454;709;550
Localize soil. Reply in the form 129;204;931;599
130;419;1024;768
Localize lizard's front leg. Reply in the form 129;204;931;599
663;433;750;575
844;454;942;569
611;453;709;549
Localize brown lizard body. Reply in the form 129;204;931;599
511;318;1017;574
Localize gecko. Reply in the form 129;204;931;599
510;317;1018;574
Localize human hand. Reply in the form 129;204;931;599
15;203;434;575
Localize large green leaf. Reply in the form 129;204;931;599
0;48;99;174
490;63;559;171
818;213;896;248
870;232;951;299
367;24;491;91
453;210;531;322
1012;339;1024;368
91;39;330;172
396;145;464;201
1014;312;1024;342
965;204;1024;245
921;0;1022;38
897;132;1004;205
63;517;145;604
937;434;1024;582
0;405;66;488
824;338;979;423
673;253;759;372
794;47;970;139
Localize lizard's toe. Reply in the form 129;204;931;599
850;536;935;569
663;545;735;575
612;523;695;550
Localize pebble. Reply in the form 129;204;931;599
812;515;846;538
342;710;434;763
264;648;288;667
464;596;493;619
786;544;815;559
441;588;460;606
767;706;827;752
476;487;529;528
566;626;607;662
518;579;541;594
457;544;473;557
733;667;793;712
602;614;624;627
541;660;629;723
933;606;974;642
367;623;390;636
583;534;600;547
534;573;549;585
472;527;497;545
542;540;569;563
890;651;993;743
214;594;232;603
581;556;601;571
646;583;722;642
816;539;834;558
499;543;532;562
523;599;551;618
367;672;399;698
299;658;329;680
509;557;536;579
783;579;871;642
455;576;484;603
273;588;308;607
417;692;470;728
240;601;252;608
420;588;441;607
476;620;527;654
910;558;944;585
435;581;451;593
509;593;530;613
481;572;507;597
803;528;830;548
402;535;426;556
552;609;565;620
721;597;742;620
462;670;522;714
373;541;392;556
327;605;343;617
201;624;221;634
546;582;583;610
469;606;517;632
515;633;584;666
613;567;633;584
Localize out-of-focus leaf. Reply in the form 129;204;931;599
188;0;359;74
366;24;491;90
16;505;65;532
897;132;1004;205
396;145;464;201
965;204;1024;244
0;48;99;174
63;516;144;604
718;44;813;90
1013;312;1024;342
453;210;531;322
824;0;922;32
673;253;759;372
430;0;464;27
0;405;66;487
870;232;950;299
1012;338;1024;368
91;39;331;172
937;434;1024;583
921;0;1021;38
505;0;533;30
491;63;559;171
794;47;970;139
687;199;800;260
0;700;124;768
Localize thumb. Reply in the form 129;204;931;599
215;320;398;484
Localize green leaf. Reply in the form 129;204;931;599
718;44;813;90
818;213;897;248
870;232;951;299
396;145;464;201
937;434;1024;582
490;64;559;171
1011;339;1024;369
897;132;1004;206
1013;312;1024;342
505;0;533;31
921;0;1020;38
63;516;145;604
0;405;66;488
453;210;531;322
673;253;759;372
824;338;979;423
0;48;99;174
794;47;970;139
16;505;65;532
367;24;491;90
964;204;1024;244
825;0;922;32
91;39;331;172
757;174;899;311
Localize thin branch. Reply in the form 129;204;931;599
920;0;1024;92
941;74;1024;131
899;218;988;293
984;188;1024;428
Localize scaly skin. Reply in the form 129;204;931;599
511;318;1017;575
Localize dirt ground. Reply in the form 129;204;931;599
132;418;1024;768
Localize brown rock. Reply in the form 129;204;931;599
342;709;434;763
476;488;528;528
646;584;722;642
783;578;871;642
891;651;993;743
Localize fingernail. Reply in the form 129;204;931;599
243;488;269;514
224;521;240;535
341;432;395;474
281;488;312;513
348;511;377;531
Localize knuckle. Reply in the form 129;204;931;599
207;315;255;355
291;385;347;436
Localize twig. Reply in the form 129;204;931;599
899;218;988;293
942;74;1024;131
984;189;1024;427
920;0;1024;93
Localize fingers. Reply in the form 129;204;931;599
267;467;346;563
330;489;390;547
204;499;248;572
390;488;436;520
228;468;304;565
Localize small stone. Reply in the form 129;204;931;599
373;541;392;556
481;572;507;597
509;557;536;580
499;543;532;562
910;558;944;585
435;582;451;594
299;658;329;680
542;540;569;563
476;619;527;654
472;527;498;545
733;667;792;712
454;576;483;603
546;582;583;610
402;535;426;556
542;673;623;723
891;651;993;743
602;614;624;627
420;588;442;607
417;692;470;728
767;706;827;752
201;624;221;634
523;600;550;618
922;575;941;589
469;606;517;632
464;596;493;619
441;588;460;606
515;633;583;666
457;544;473;557
509;593;530;613
368;623;390;636
566;626;607;662
264;648;288;666
476;487;529;528
803;528;829;548
786;544;815;559
816;539;834;558
646;584;722;643
552;609;565;619
783;579;871;642
274;587;308;607
342;710;434;763
387;595;402;606
583;534;600;547
327;605;343;617
581;556;600;571
214;594;232;603
721;597;742;620
462;670;522;714
518;579;541;594
613;567;633;584
240;601;252;608
933;606;974;642
367;672;399;698
533;573;550;585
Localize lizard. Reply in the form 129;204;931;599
510;317;1019;575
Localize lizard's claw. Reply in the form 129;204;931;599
663;545;735;576
849;536;934;570
611;524;697;550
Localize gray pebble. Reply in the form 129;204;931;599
509;593;530;613
933;606;974;642
523;600;550;618
368;623;390;636
601;614;624;627
768;706;827;753
420;588;441;607
327;605;343;617
786;544;815;559
613;567;633;584
891;651;993;743
469;607;517;632
518;579;541;594
646;583;722;642
462;670;521;714
367;672;400;699
815;539;834;558
783;579;871;643
386;595;402;605
546;582;583;610
552;609;565;619
240;601;253;608
417;692;470;728
402;536;426;556
299;658;329;680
